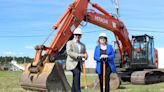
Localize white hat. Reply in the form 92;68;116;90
99;33;107;38
73;28;82;35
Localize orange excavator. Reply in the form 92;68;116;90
20;0;164;91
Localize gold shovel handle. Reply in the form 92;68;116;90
83;62;88;89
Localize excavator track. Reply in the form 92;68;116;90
131;70;164;84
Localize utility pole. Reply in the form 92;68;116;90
24;57;26;64
5;56;7;66
115;0;119;18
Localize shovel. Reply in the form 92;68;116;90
82;58;88;92
103;61;106;92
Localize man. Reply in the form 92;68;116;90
66;27;88;92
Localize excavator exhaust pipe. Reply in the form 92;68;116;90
20;62;71;92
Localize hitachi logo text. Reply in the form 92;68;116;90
94;16;108;24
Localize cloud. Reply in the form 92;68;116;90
1;51;25;57
24;45;34;49
17;52;24;56
3;51;16;56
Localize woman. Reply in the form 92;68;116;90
94;33;116;92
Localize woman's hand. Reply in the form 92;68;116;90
100;54;108;59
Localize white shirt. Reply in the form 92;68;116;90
74;39;81;52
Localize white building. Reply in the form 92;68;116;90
157;48;164;68
10;58;24;71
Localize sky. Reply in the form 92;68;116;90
0;0;164;57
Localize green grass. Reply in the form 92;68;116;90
0;71;25;92
0;71;164;92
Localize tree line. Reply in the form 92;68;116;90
0;56;33;65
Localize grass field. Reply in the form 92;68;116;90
0;71;164;92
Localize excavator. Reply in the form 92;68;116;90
20;0;164;91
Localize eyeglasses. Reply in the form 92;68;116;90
74;34;82;36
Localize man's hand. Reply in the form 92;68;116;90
79;53;88;60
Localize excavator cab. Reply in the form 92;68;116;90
131;34;157;70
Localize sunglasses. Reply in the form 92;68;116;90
99;36;107;39
74;34;82;36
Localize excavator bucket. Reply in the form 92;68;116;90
20;62;71;92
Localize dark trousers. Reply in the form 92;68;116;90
71;62;81;92
98;62;111;92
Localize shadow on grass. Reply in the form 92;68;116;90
118;86;126;89
121;82;131;85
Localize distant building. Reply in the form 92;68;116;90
157;48;164;68
9;57;24;71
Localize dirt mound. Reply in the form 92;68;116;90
0;66;9;71
87;73;121;90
